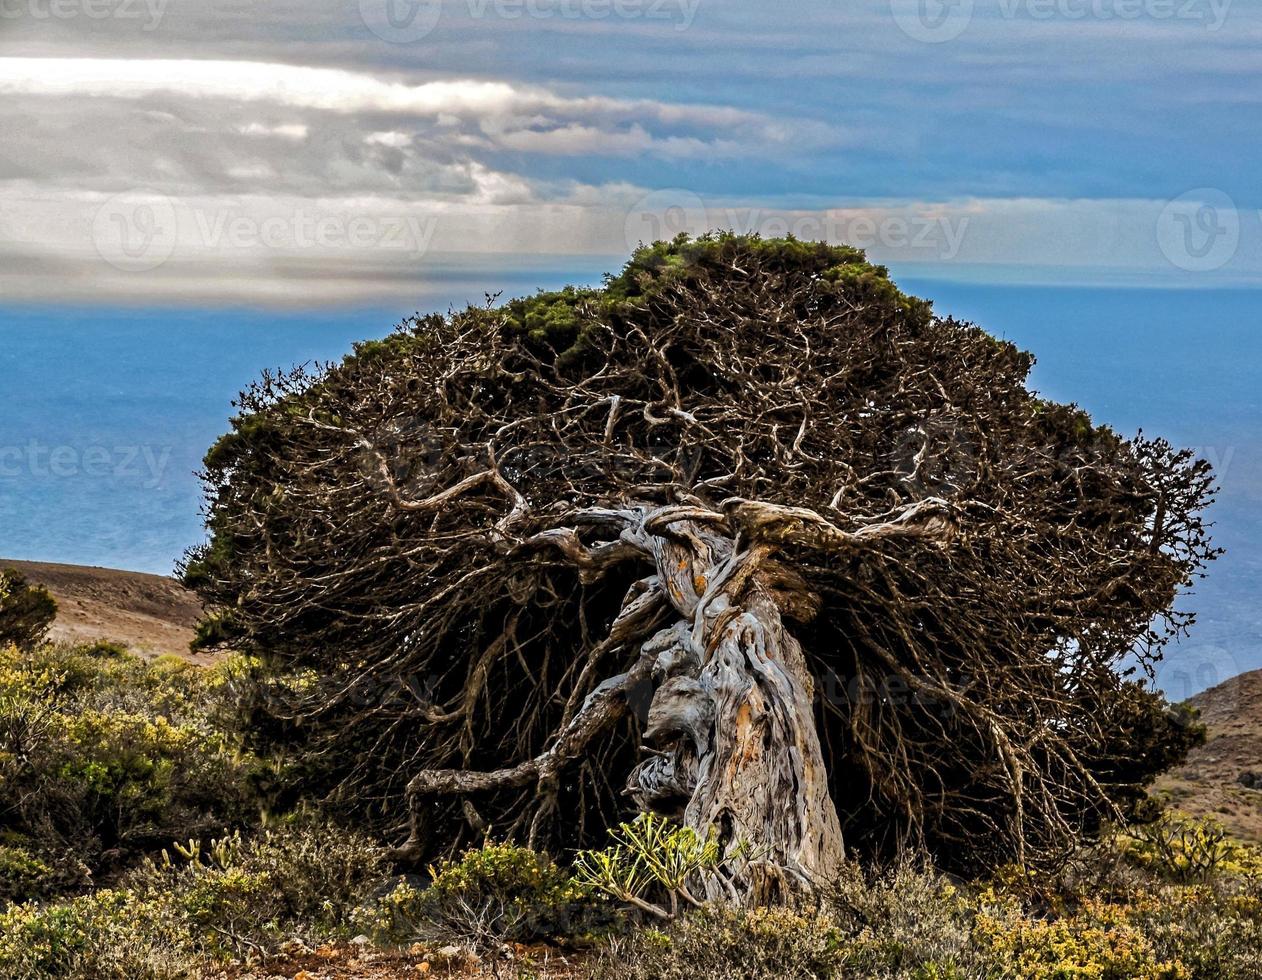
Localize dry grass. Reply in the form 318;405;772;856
1155;668;1262;843
0;558;205;660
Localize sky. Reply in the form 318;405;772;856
1;0;1260;698
1;0;1261;302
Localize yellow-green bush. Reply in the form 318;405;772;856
596;904;849;980
0;887;195;980
975;891;1187;980
358;840;600;951
0;641;255;899
1126;813;1262;884
0;823;388;978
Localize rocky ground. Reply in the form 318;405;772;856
1155;667;1262;842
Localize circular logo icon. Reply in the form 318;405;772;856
1157;188;1239;273
623;188;708;252
91;190;179;273
359;0;443;43
891;0;974;43
889;421;977;496
1152;644;1242;724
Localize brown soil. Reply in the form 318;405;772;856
213;943;586;979
1;558;208;662
1155;668;1262;842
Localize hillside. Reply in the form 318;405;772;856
1156;667;1262;842
0;558;205;661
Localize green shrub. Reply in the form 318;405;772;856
0;842;87;903
974;889;1188;980
572;812;726;919
595;904;849;980
1126;813;1262;884
0;823;387;978
0;641;255;896
826;860;981;977
0;888;195;980
1126;884;1262;979
0;570;55;651
358;840;597;951
133;822;389;959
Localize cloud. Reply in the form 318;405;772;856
3;1;1262;305
237;122;310;140
5;183;1260;306
0;57;800;158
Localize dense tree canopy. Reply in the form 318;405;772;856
185;235;1214;890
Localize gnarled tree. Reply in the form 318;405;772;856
185;235;1213;898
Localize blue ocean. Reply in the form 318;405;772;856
2;266;1258;697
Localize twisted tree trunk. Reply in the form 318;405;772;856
624;515;844;902
397;495;952;901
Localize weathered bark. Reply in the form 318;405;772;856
398;497;954;898
624;516;844;901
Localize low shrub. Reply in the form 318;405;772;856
0;641;256;894
0;887;195;980
595;904;848;980
0;843;83;906
1126;812;1262;884
358;840;599;952
139;821;389;958
974;891;1186;980
826;860;982;977
597;824;1262;980
0;822;388;978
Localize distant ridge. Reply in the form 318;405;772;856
0;558;207;662
1157;668;1262;842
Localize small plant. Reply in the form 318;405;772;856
572;812;737;919
1127;813;1262;884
